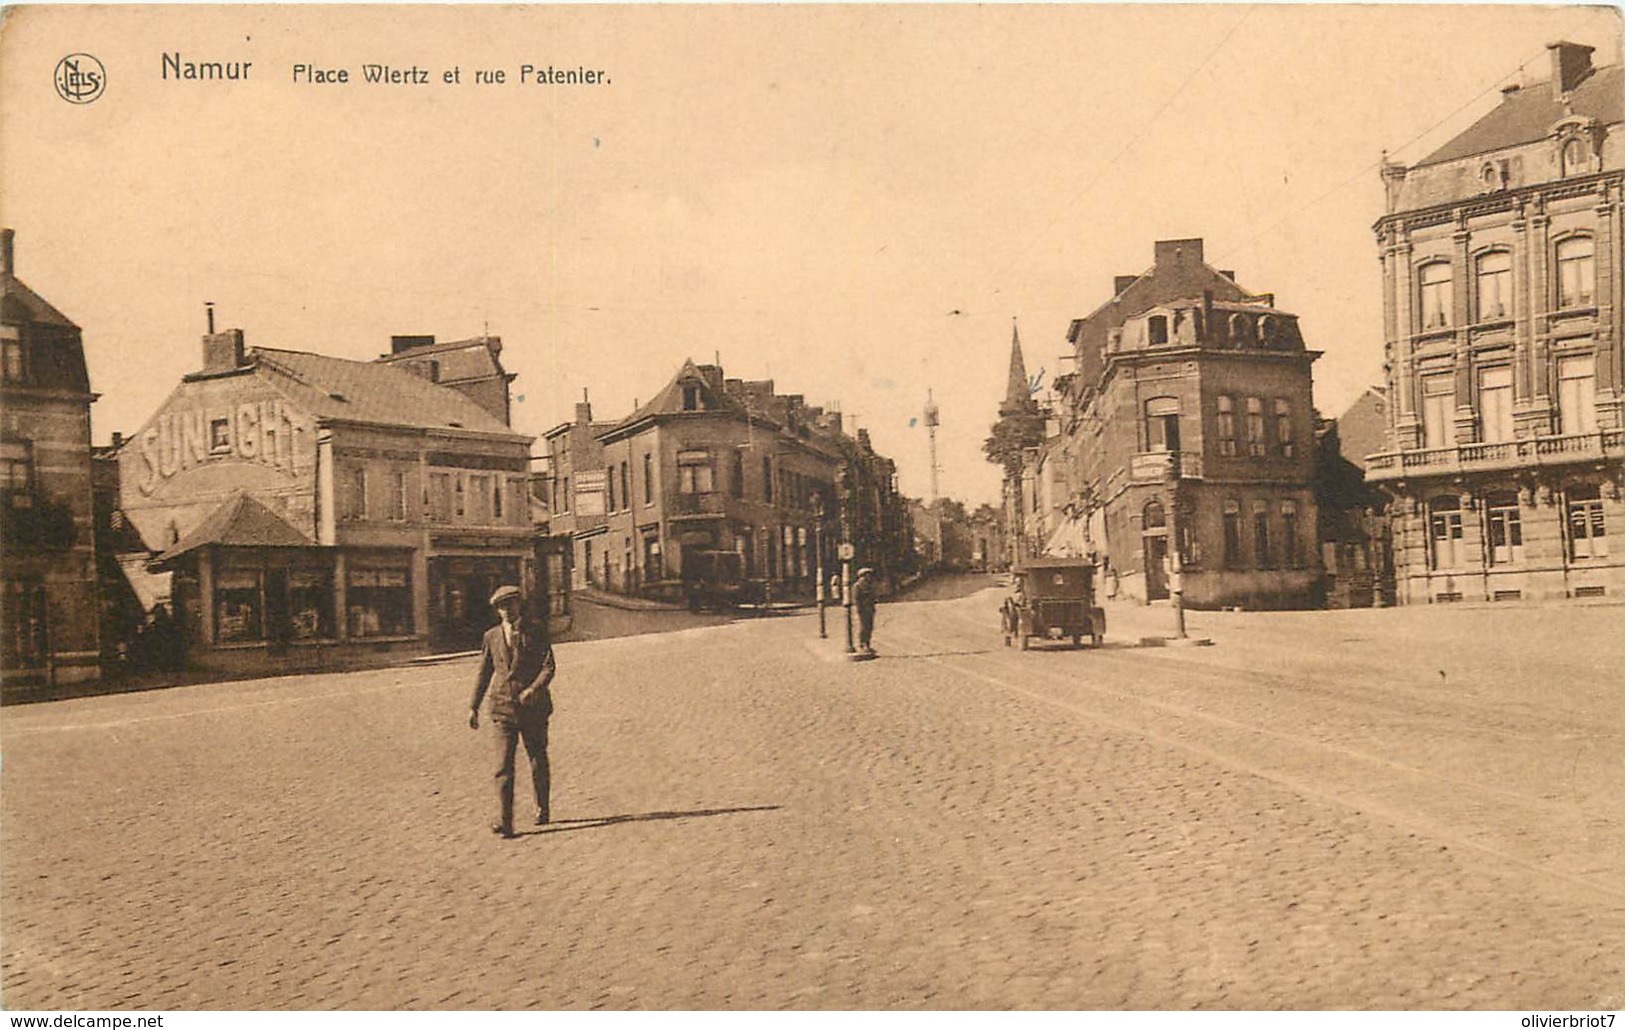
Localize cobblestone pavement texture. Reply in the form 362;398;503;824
2;579;1621;1009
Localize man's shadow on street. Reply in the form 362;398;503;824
518;804;780;837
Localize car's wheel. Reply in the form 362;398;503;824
1072;633;1082;647
1092;632;1104;648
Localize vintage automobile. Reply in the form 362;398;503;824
682;549;770;612
1001;557;1107;650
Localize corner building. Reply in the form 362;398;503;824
1064;238;1321;609
1368;42;1625;603
117;328;534;676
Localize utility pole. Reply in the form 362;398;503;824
837;462;856;655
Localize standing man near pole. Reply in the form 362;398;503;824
852;567;879;657
469;585;555;839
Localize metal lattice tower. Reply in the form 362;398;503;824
924;389;941;504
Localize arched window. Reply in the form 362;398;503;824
1228;313;1251;347
1556;237;1595;309
1144;397;1181;453
1418;261;1453;329
1475;251;1512;321
1143;499;1166;529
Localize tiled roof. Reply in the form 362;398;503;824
608;358;747;433
2;274;77;328
154;491;312;565
1419;66;1624;166
252;347;518;435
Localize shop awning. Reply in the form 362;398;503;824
152;492;313;567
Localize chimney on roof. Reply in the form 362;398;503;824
391;334;435;354
0;228;13;278
1113;275;1138;295
1548;41;1595;97
1154;238;1204;270
575;388;592;425
202;326;246;374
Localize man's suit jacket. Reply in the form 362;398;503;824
471;617;555;724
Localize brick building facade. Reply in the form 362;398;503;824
1061;238;1322;609
1366;42;1625;603
1;228;102;695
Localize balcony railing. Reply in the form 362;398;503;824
1365;430;1624;481
1129;450;1204;483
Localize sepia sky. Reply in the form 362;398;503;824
2;4;1620;507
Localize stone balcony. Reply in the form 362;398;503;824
1364;430;1625;483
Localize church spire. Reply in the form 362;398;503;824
1000;317;1036;418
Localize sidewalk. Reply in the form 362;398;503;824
575;585;814;614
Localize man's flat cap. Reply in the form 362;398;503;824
489;585;523;607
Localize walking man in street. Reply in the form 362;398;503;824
853;566;879;656
469;585;555;838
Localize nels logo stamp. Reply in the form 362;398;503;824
54;53;106;104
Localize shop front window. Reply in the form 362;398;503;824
287;568;335;639
215;569;264;643
348;567;413;637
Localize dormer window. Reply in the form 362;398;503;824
2;327;25;383
1561;136;1589;177
682;384;702;411
1147;315;1169;346
1227;313;1251;347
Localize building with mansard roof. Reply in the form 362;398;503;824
113;326;535;676
1058;238;1322;609
1;228;102;695
1367;40;1624;603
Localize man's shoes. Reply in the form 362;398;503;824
491;822;517;839
534;811;550;826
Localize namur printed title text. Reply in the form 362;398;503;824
160;52;610;86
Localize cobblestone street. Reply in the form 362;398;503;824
3;581;1621;1009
